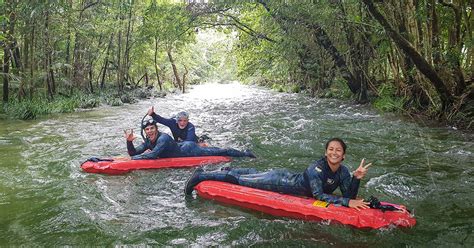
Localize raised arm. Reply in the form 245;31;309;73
148;106;176;127
125;129;146;156
150;112;176;127
339;167;361;200
340;159;372;210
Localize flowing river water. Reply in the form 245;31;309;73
0;83;472;246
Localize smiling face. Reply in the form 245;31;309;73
177;118;189;129
144;125;158;142
325;140;346;168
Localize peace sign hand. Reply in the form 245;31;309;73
353;158;372;179
124;129;137;142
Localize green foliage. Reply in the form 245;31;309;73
271;83;285;92
2;89;152;119
373;83;406;112
184;30;238;83
4;95;80;120
51;96;79;113
0;13;5;42
141;1;195;49
4;100;41;120
107;97;123;106
79;98;100;109
1;0;470;128
160;81;175;91
234;4;290;84
325;79;353;99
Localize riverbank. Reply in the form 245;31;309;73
2;81;472;132
0;86;167;120
267;82;473;132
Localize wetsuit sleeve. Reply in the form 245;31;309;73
185;123;197;142
339;167;361;200
131;135;167;160
308;175;351;207
127;141;146;156
151;113;175;128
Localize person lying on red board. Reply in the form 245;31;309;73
124;119;256;160
147;106;198;143
185;138;370;210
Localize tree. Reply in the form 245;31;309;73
140;0;195;92
362;0;458;114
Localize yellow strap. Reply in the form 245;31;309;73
312;200;330;208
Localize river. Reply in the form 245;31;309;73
0;83;472;246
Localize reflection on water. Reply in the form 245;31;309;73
0;83;473;246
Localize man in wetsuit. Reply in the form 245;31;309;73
124;119;256;160
184;138;370;210
147;106;197;143
125;119;182;160
145;106;255;158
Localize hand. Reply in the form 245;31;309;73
147;106;155;116
396;205;410;214
124;129;136;142
353;158;372;179
348;199;370;211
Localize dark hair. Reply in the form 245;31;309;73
325;138;347;154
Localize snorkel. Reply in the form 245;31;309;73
140;114;147;142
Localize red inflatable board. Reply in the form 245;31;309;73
195;181;416;229
81;156;231;175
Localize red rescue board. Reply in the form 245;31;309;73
81;156;231;175
195;181;416;229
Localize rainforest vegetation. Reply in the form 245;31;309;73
1;0;472;128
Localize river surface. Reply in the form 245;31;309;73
0;83;472;246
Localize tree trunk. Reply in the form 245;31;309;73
63;0;73;82
64;0;73;82
154;38;163;91
49;54;56;95
11;42;22;71
100;33;114;90
393;1;430;107
145;71;149;87
72;19;84;89
134;73;145;87
362;0;454;112
257;0;361;95
428;0;441;69
123;0;134;86
2;0;13;103
29;22;35;99
19;31;28;100
310;24;361;95
65;31;71;79
2;47;10;103
44;9;54;100
182;65;188;93
462;1;473;80
167;48;182;90
72;33;82;88
117;28;123;91
439;0;466;96
336;1;370;102
88;60;94;93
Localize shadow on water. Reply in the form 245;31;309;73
0;83;473;246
